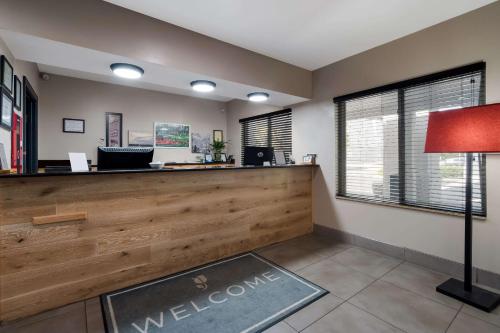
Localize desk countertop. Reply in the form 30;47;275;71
0;164;318;178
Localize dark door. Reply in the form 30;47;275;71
23;77;38;174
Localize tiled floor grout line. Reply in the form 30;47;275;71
283;320;299;332
379;277;461;309
293;245;353;274
342;261;412;333
445;303;464;333
294;299;347;332
296;260;407;333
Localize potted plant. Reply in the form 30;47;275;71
210;140;229;162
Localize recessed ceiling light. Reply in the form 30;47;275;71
191;80;216;92
247;92;269;102
110;63;144;79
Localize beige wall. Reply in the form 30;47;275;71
0;0;311;99
0;37;39;169
39;75;227;164
288;1;500;274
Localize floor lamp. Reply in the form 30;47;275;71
424;103;500;312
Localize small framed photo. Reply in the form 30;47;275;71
1;88;13;130
63;118;85;133
303;155;313;164
213;129;223;142
1;55;13;94
205;154;213;163
14;75;21;109
220;153;227;162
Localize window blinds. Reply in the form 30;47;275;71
239;109;292;164
335;63;486;216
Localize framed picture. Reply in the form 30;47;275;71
14;75;21;109
0;143;8;170
191;132;210;153
1;55;13;94
303;155;313;164
204;154;213;163
105;112;123;147
220;153;227;162
213;129;223;142
63;118;85;133
154;122;190;148
1;88;13;130
128;130;154;147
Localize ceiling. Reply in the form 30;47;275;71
0;30;307;106
104;0;496;70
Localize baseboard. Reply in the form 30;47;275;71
313;224;500;291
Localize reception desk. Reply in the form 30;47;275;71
0;165;315;321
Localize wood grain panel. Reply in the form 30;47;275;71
32;212;87;225
0;167;314;321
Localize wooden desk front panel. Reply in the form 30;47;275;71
0;167;312;321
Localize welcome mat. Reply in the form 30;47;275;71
101;253;328;333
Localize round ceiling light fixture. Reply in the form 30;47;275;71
110;63;144;79
247;92;269;102
190;80;216;92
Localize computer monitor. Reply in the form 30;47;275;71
97;147;154;170
243;146;274;166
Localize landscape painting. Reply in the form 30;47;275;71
128;131;154;147
154;122;190;148
191;132;210;153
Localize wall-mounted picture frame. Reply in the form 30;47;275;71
14;75;21;109
1;88;13;130
0;143;8;170
191;132;210;153
105;112;123;147
63;118;85;133
154;122;190;148
128;130;154;147
213;129;223;142
1;55;13;94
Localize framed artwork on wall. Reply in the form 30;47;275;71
191;132;210;153
128;130;154;147
213;129;223;142
14;75;21;109
105;112;123;147
1;88;13;130
11;111;23;173
0;55;13;94
154;122;190;148
63;118;85;133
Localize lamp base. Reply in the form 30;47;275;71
437;278;500;312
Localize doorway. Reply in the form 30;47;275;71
23;77;38;174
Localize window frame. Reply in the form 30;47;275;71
239;108;292;164
334;62;487;217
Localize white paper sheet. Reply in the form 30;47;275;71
68;152;89;172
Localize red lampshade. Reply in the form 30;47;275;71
424;103;500;153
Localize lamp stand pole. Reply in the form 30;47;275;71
436;153;500;312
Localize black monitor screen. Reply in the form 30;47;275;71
243;146;274;166
97;147;154;170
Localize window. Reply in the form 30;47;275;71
335;63;486;216
240;109;292;163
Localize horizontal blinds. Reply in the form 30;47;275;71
240;110;292;163
336;64;486;216
340;91;400;202
404;71;485;215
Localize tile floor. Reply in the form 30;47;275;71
1;233;499;333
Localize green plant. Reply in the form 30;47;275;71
210;140;229;161
210;140;229;153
